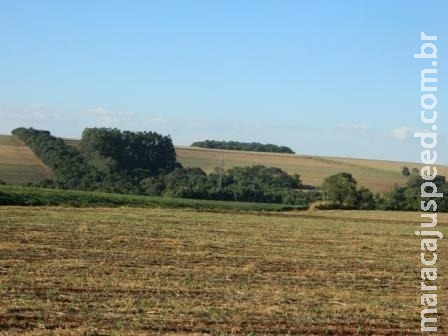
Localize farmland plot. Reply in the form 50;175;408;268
0;207;446;335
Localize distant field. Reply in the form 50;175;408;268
62;138;80;148
0;135;52;185
1;207;446;335
176;147;417;194
61;139;416;194
2;135;447;194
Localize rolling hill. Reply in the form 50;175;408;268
1;134;446;194
175;146;427;194
0;135;52;184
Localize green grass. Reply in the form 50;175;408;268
0;207;446;335
0;185;306;211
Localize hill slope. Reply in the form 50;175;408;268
0;135;52;184
1;135;446;194
176;147;414;194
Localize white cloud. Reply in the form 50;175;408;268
0;104;68;136
84;107;136;127
0;103;57;123
391;127;413;140
390;127;432;141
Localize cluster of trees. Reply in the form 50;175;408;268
321;171;448;212
78;128;180;193
383;174;448;211
12;128;318;206
401;166;420;177
142;165;321;205
80;128;178;176
12;127;179;193
191;140;295;154
12;128;98;190
320;172;377;209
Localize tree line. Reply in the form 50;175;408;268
11;127;318;206
12;127;179;193
191;140;295;154
319;171;448;212
142;165;321;205
11;127;447;211
12;128;97;190
382;174;447;211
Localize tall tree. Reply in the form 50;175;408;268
321;172;359;207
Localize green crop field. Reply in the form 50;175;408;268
0;207;446;335
0;185;305;211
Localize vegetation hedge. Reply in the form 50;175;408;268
0;185;307;211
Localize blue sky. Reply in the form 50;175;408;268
0;0;447;163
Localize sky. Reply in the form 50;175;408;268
0;0;447;163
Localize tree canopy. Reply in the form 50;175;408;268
384;173;448;211
80;127;177;176
191;140;295;154
321;172;375;209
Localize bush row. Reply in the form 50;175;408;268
0;185;306;211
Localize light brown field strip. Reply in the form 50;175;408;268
0;136;52;184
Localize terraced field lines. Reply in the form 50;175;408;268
0;135;52;184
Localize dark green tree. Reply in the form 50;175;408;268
80;128;178;177
321;172;359;208
383;174;448;211
191;140;295;154
357;187;376;210
401;166;410;177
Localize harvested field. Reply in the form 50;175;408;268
1;207;446;335
0;135;52;185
